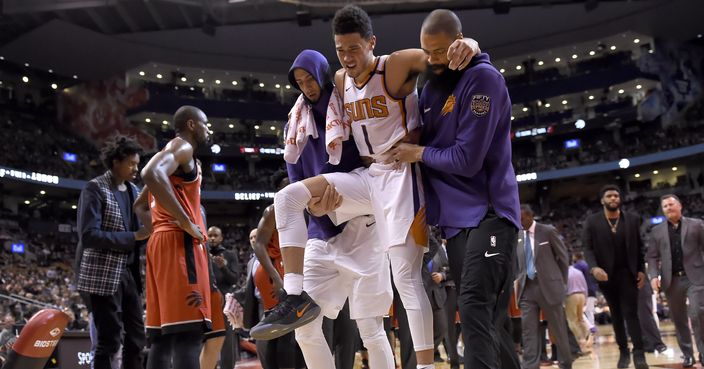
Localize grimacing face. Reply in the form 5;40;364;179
335;33;376;79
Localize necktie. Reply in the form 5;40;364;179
525;230;536;280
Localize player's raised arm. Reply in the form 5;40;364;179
385;40;478;90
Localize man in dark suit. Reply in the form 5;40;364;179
421;238;451;367
647;194;704;367
515;204;572;369
582;184;649;369
75;136;151;369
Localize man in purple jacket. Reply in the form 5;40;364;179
387;9;521;369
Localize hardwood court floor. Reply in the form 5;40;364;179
427;321;701;369
235;321;700;369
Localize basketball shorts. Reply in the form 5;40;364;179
322;162;427;250
146;231;212;339
303;216;392;320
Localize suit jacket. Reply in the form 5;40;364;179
515;222;569;306
582;210;645;279
647;216;704;290
211;246;241;294
75;171;142;296
422;244;449;310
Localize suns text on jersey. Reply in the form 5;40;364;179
344;96;389;121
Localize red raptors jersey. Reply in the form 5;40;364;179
149;162;206;240
254;229;285;310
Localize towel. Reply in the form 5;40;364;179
283;88;351;165
324;87;351;165
283;93;318;164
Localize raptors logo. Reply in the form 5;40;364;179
471;95;491;117
186;291;204;307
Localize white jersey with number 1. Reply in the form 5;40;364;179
343;55;421;159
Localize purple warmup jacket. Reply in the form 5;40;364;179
419;53;521;238
285;50;364;241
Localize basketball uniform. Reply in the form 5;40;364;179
321;55;428;249
145;163;212;338
274;55;433;353
254;229;285;310
317;56;433;352
303;215;392;320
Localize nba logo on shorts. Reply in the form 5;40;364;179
490;235;496;247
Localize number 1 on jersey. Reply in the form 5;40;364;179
361;124;375;155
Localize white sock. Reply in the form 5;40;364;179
417;364;435;369
283;273;303;295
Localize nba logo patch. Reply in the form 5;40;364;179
490;235;497;247
471;95;490;117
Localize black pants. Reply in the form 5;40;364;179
599;268;644;352
146;332;202;369
256;331;305;369
220;321;236;369
446;213;519;369
638;280;665;351
443;285;460;366
90;270;145;369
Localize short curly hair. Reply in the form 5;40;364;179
100;135;142;170
599;184;621;198
332;5;373;40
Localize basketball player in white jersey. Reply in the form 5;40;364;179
251;6;478;369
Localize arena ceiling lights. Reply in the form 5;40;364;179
496;31;653;78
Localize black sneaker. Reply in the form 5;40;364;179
617;350;631;368
249;291;320;340
633;349;649;369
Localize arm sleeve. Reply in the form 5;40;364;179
421;68;508;176
78;181;135;252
